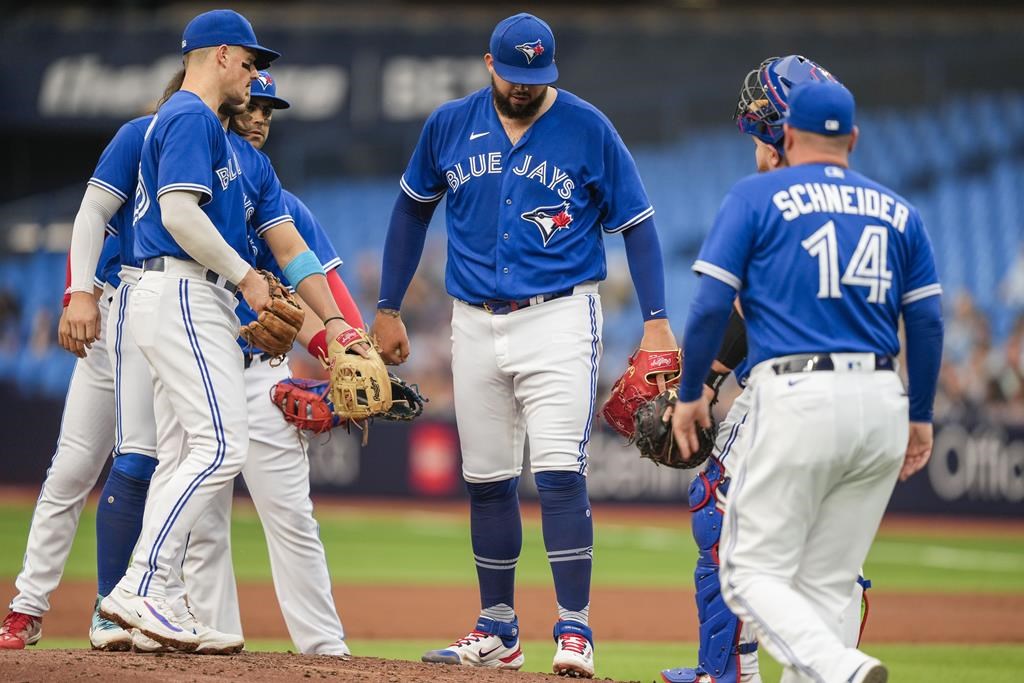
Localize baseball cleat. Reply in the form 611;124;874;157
317;640;352;658
552;620;595;678
422;616;524;669
849;657;888;683
661;666;763;683
131;629;174;653
89;595;131;651
98;586;198;652
0;611;42;649
180;611;244;655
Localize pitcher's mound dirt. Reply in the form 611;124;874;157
0;650;617;683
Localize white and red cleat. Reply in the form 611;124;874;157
422;616;524;669
0;611;42;650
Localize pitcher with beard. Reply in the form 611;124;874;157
371;12;675;679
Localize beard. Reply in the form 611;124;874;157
491;77;546;119
219;100;248;117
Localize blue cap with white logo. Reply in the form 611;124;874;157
489;13;558;85
784;81;855;136
250;71;290;109
181;9;280;70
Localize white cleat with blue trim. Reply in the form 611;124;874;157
98;587;199;652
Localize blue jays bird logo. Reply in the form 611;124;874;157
515;39;545;64
522;202;573;246
256;73;273;89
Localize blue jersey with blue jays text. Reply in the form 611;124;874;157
89;115;153;271
133;91;249;264
236;190;341;350
401;87;653;302
695;163;941;368
97;235;122;289
228;132;291;246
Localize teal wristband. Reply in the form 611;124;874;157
282;250;324;289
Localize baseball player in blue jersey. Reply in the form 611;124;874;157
63;70;356;655
0;238;122;650
1;81;160;649
372;13;675;678
661;56;872;683
97;10;361;652
164;72;355;656
671;81;944;683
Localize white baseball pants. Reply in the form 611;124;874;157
10;285;116;617
106;268;157;459
450;285;603;483
719;355;906;683
177;357;348;654
118;262;248;601
712;386;871;678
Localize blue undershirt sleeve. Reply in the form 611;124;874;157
621;217;668;321
377;191;441;310
678;275;738;401
903;295;944;422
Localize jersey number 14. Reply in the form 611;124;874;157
801;221;892;304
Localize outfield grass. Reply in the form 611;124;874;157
1;502;1022;592
29;639;1024;683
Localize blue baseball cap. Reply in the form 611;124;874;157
181;10;280;70
489;13;558;85
784;81;856;136
250;71;290;109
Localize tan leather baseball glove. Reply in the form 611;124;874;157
239;270;305;360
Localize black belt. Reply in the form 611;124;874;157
771;353;896;375
243;351;273;369
468;287;575;315
142;257;238;294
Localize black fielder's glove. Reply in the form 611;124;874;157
632;391;717;469
379;372;427;421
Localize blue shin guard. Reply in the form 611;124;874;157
663;458;755;683
96;453;156;596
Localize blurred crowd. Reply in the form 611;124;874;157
934;248;1024;426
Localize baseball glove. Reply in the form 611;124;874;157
601;348;682;438
240;270;305;359
379;372;428;421
633;391;717;469
271;372;425;434
321;328;392;441
270;378;343;434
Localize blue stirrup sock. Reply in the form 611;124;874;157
536;471;593;625
96;453;156;597
467;478;522;627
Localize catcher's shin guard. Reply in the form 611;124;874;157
687;457;756;683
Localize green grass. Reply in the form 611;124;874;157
6;498;1021;680
1;501;1022;592
29;639;1024;683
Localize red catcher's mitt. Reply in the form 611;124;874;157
600;348;682;438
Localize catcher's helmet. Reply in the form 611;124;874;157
735;55;840;150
